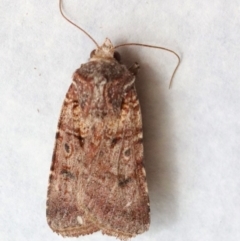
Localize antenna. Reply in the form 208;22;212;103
115;43;180;89
59;0;180;88
59;0;99;48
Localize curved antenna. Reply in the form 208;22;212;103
59;0;99;48
115;43;180;89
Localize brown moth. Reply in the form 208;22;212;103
47;1;180;240
46;38;150;240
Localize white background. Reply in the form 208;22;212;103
1;0;240;241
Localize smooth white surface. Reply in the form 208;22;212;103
1;0;240;241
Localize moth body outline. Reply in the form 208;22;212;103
47;38;150;240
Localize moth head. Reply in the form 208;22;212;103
90;38;120;62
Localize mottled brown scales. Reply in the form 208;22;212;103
47;39;150;240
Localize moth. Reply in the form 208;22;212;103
47;36;149;240
47;1;180;240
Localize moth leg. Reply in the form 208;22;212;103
128;62;140;76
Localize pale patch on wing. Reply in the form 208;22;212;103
77;216;83;225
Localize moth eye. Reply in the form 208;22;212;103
90;49;96;58
113;51;121;62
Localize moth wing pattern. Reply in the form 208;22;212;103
46;81;99;236
78;77;150;239
47;39;150;240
